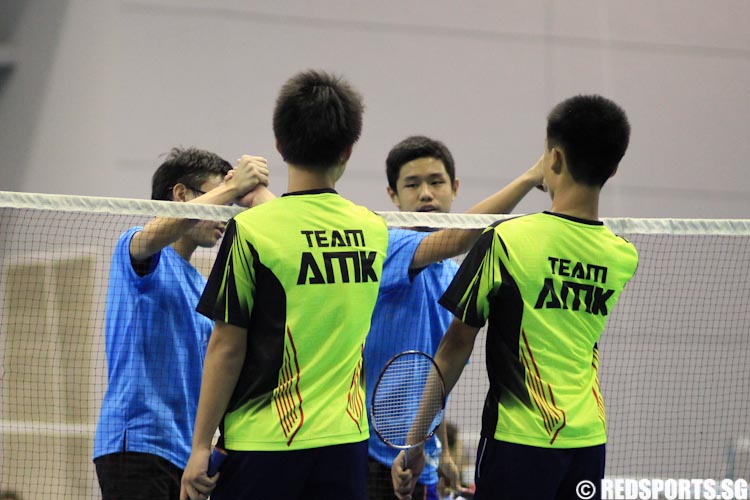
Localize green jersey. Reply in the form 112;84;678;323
198;189;388;451
439;212;638;448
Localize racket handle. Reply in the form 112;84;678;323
404;448;409;469
207;446;228;477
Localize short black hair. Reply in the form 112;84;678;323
546;95;630;187
150;147;232;201
273;69;364;169
385;135;455;192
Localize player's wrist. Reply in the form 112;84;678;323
519;168;542;187
223;178;246;199
191;435;215;451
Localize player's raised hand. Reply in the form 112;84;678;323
227;155;270;200
529;153;547;192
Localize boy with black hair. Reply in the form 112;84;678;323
392;95;638;500
181;70;389;500
94;147;269;500
365;135;544;500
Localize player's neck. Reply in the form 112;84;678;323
549;185;601;221
287;163;343;192
171;238;197;263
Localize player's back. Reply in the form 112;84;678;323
200;190;389;451
494;211;638;446
499;211;638;364
440;211;638;448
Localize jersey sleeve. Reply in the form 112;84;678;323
379;228;430;293
197;219;256;328
112;227;160;288
438;225;508;328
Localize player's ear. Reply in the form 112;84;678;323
550;147;564;174
339;145;353;165
451;178;460;200
172;183;189;202
387;186;401;209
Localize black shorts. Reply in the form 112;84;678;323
94;451;182;500
474;438;606;500
210;440;368;500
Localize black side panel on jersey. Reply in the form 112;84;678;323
226;240;287;412
481;232;530;438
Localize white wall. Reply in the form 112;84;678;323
1;2;749;494
0;0;748;217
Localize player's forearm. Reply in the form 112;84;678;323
191;323;246;450
407;320;477;444
436;422;452;464
434;319;478;395
466;167;541;215
411;228;481;269
196;178;252;207
410;166;541;269
130;217;198;260
130;184;243;261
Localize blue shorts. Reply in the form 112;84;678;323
474;438;606;500
210;440;368;500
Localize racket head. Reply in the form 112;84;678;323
370;350;446;450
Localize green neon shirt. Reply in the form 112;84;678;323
198;190;388;451
439;212;638;448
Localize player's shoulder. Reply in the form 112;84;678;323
338;201;389;241
226;201;268;232
610;231;639;265
611;231;637;250
486;213;540;235
351;202;387;225
120;225;144;239
232;194;386;232
234;196;280;219
115;226;144;253
387;226;430;242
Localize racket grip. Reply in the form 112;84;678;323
207;446;228;477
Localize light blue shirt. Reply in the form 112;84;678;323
365;228;458;486
93;227;213;469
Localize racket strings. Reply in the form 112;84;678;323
371;353;445;448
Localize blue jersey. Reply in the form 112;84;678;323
93;227;213;469
364;228;458;486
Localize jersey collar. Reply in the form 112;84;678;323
543;211;603;226
282;188;338;197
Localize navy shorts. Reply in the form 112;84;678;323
211;440;368;500
473;438;606;500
